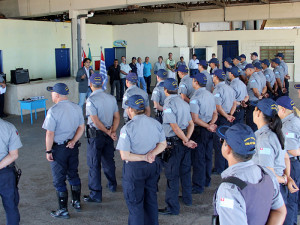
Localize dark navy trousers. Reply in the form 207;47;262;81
87;133;117;200
213;116;230;174
233;107;245;124
191;126;213;192
0;167;20;225
122;160;161;225
50;144;81;192
164;142;192;214
246;102;258;132
284;160;300;225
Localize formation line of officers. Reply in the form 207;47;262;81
1;51;300;225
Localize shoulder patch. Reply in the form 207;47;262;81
258;147;271;155
214;93;221;98
164;108;172;113
123;96;128;101
190;99;197;104
120;133;127;139
220;198;234;209
180;84;186;88
250;79;256;83
86;102;91;107
153;91;158;94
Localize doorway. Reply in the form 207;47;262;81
217;41;239;71
55;48;71;78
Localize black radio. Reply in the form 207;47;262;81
11;68;30;84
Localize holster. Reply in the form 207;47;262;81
86;125;97;138
13;164;22;187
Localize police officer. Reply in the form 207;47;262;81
159;78;197;215
151;69;168;123
261;59;276;99
251;52;259;65
232;55;246;80
212;69;237;174
254;62;267;97
228;66;249;124
223;57;232;85
213;123;286;225
177;65;194;103
0;119;22;225
83;73;120;203
197;60;213;92
272;58;286;99
276;53;290;96
122;73;150;123
244;64;263;131
209;58;219;75
116;95;167;225
277;96;300;225
252;98;298;204
239;54;248;68
43;83;85;219
189;72;218;194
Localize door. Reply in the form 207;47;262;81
217;41;239;72
55;48;71;78
104;48;115;68
194;48;206;61
115;47;126;63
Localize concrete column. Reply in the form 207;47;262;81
80;17;87;60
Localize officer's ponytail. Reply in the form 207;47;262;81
264;112;285;150
294;106;300;118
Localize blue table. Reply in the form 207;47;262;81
19;99;47;124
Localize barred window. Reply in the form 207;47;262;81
260;46;294;63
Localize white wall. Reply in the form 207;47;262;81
193;29;300;82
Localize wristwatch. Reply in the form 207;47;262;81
46;150;52;154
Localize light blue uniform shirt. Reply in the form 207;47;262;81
241;60;248;68
86;89;119;129
225;65;232;85
42;100;84;144
282;114;300;156
202;70;213;92
190;87;216;123
179;75;195;99
273;66;285;85
143;62;152;77
252;125;286;176
263;68;276;88
257;71;266;93
151;81;166;107
213;82;236;114
280;60;288;76
0;119;22;162
247;73;261;102
188;59;199;69
230;78;248;102
116;115;166;154
163;94;192;137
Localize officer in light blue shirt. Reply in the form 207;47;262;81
223;57;233;85
240;54;248;68
254;62;267;97
177;65;194;103
233;56;246;81
209;58;219;75
272;58;286;99
198;60;214;92
188;54;199;76
251;52;260;65
261;59;276;99
189;72;218;194
276;53;289;96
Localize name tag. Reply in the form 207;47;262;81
220;198;234;209
120;133;127;139
190;100;197;104
164;108;172;113
285;132;295;138
259;147;271;155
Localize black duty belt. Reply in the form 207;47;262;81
290;156;300;162
53;139;71;146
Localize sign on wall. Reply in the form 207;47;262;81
113;40;127;47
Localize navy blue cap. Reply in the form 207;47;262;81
163;78;178;91
175;65;189;73
47;83;69;95
90;73;103;85
260;59;270;67
243;64;255;71
191;72;207;85
276;96;295;111
208;58;219;64
294;84;300;89
197;60;207;67
216;123;256;155
271;58;281;65
240;54;246;59
126;72;138;83
275;53;284;58
125;95;145;110
224;57;232;64
257;98;279;117
251;52;258;57
233;56;241;61
213;69;226;80
229;66;240;77
156;69;168;78
254;62;262;70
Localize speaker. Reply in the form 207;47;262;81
11;69;30;84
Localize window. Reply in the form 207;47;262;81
260;46;294;63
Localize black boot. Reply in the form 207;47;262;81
50;191;70;219
71;185;81;212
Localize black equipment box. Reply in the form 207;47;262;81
11;68;30;84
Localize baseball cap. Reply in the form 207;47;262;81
224;57;232;64
294;84;300;89
276;96;295;111
126;72;138;83
254;62;262;70
216;123;256;155
260;59;270;67
90;73;103;85
251;52;258;57
233;56;241;61
190;72;207;85
229;66;240;77
175;65;189;73
257;98;279;117
156;69;168;79
213;69;226;80
271;58;281;65
243;64;255;71
275;53;284;58
198;60;208;67
163;78;178;91
240;54;246;59
208;58;219;64
125;95;145;110
47;83;69;95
